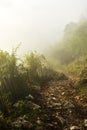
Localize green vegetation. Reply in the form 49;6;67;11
46;20;87;96
47;20;87;69
0;48;68;130
0;49;66;114
0;19;87;130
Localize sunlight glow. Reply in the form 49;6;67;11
0;0;86;53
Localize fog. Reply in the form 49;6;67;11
0;0;87;54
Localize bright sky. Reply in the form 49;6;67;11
0;0;87;53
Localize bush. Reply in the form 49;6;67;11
0;50;67;113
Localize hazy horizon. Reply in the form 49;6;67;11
0;0;87;54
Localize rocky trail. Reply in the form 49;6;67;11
39;79;87;130
11;77;87;130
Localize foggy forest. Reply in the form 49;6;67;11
0;0;87;130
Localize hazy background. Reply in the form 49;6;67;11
0;0;87;54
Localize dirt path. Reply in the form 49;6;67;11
40;79;87;130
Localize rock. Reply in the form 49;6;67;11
55;115;66;127
51;97;57;101
52;122;58;125
50;93;54;96
84;119;87;127
61;92;65;95
64;101;75;109
47;123;54;127
12;120;22;128
52;103;62;110
13;100;24;108
25;101;41;110
25;94;34;100
70;126;80;130
53;102;61;107
75;96;80;100
13;102;20;108
18;115;28;120
22;121;33;129
36;117;42;125
12;115;33;129
33;103;41;110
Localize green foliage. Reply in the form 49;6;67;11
0;49;28;112
24;52;47;85
48;20;87;65
24;52;67;86
0;50;63;114
0;113;11;130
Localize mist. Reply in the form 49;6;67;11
0;0;87;53
0;1;87;129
